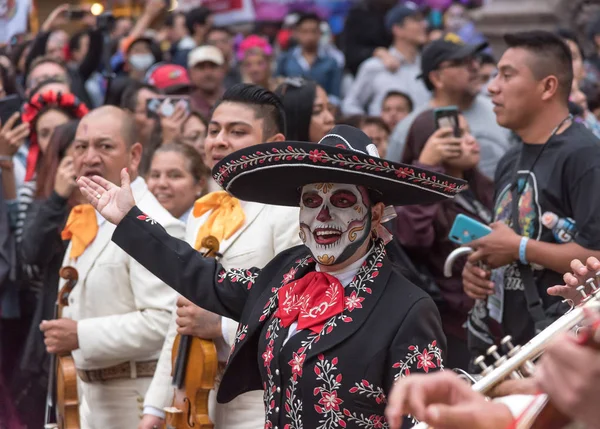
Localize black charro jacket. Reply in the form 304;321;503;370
113;206;447;429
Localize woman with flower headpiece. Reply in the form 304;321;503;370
238;34;282;92
78;124;467;429
11;90;89;243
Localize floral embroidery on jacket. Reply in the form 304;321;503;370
137;214;156;224
349;380;386;404
218;268;258;289
313;354;346;428
392;341;444;379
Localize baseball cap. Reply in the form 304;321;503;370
145;63;191;90
188;45;225;68
419;33;488;80
385;2;423;32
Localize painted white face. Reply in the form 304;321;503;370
299;183;371;266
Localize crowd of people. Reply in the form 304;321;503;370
0;0;600;428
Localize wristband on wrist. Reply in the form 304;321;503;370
519;237;529;264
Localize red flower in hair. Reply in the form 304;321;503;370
22;90;89;182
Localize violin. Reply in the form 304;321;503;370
164;236;220;429
45;266;80;429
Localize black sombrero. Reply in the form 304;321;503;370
212;125;467;207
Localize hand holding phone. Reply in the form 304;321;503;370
448;214;492;245
418;126;462;166
433;106;461;137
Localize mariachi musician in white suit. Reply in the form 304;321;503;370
140;84;301;429
41;106;185;429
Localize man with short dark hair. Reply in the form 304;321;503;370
387;34;512;179
276;12;343;105
164;11;195;67
463;30;600;364
41;106;184;428
342;3;429;116
381;90;413;132
186;6;213;47
206;26;242;89
139;84;300;429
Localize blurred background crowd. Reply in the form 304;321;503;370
1;0;600;427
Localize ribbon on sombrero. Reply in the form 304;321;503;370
22;90;89;182
275;271;345;334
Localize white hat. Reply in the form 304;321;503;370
188;45;225;68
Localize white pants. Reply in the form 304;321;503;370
209;388;265;428
78;377;152;429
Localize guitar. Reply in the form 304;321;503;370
45;266;80;429
164;236;220;429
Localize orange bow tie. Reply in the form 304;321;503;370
61;204;99;260
193;191;246;250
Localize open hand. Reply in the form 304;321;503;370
547;256;600;305
77;168;135;225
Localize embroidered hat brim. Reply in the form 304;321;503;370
212;139;467;207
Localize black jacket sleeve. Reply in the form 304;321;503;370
112;206;258;322
78;28;103;81
20;192;68;268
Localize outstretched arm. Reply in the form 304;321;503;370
77;170;258;321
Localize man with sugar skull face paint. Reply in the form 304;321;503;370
299;183;372;266
78;125;467;429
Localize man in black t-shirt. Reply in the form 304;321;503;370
462;31;600;362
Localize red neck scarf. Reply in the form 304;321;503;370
275;271;345;334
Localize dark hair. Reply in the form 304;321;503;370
25;55;70;88
120;82;160;112
182;110;208;131
582;80;600;112
29;77;70;98
68;30;88;54
185;6;212;36
295;12;321;28
337;114;365;128
477;52;496;66
0;63;18;96
206;26;233;39
215;83;287;138
503;31;573;103
164;11;185;28
10;40;31;73
361;116;390;134
382;90;414;112
274;79;317;141
35;119;79;199
588;15;600;42
555;28;584;59
152;142;210;184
